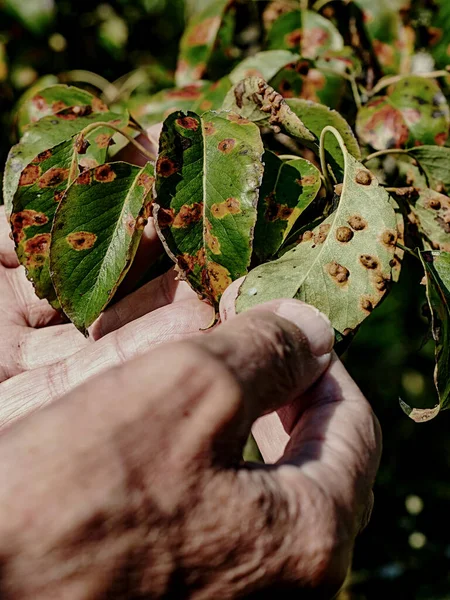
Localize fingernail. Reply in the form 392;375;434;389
275;301;335;356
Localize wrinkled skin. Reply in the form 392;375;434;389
0;130;381;598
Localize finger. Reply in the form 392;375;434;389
0;298;213;429
90;268;198;339
115;123;162;166
0;206;19;268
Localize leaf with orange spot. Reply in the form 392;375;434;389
265;9;343;60
4;109;129;219
356;77;450;151
154;110;264;306
50;162;154;334
236;127;397;334
15;84;107;137
407;145;450;195
254;150;321;262
403;188;450;252
175;0;238;87
229;50;300;86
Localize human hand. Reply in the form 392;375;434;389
0;289;381;598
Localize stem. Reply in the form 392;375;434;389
59;70;119;104
278;154;301;161
363;148;409;164
368;69;450;98
318;66;362;110
396;242;419;260
80;122;156;162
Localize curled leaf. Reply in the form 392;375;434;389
236;127;397;334
50;162;155;334
154;110;264;307
407;145;450;194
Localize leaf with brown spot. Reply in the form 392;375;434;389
405;188;450;252
154;110;264;307
15;84;107;137
4;109;128;219
50;162;154;334
175;0;239;87
407;145;450;195
222;76;316;148
236;127;397;334
356;77;450;151
253;150;321;262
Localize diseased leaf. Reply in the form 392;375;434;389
175;0;237;87
286;98;361;177
191;77;232;113
222;77;316;148
10;117;127;307
4;109;128;218
254;151;321;262
229;50;300;85
16;84;108;137
403;250;450;421
408;145;450;194
269;56;348;110
154;110;264;307
407;188;450;252
428;0;450;70
353;0;414;74
50;162;155;334
356;77;450;150
266;10;344;60
236;127;397;334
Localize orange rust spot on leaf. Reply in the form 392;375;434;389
435;131;447;145
11;210;48;244
299;230;314;243
137;172;155;193
187;16;221;45
361;297;373;312
227;113;250;124
334;183;343;196
285;29;302;48
381;229;397;247
79;158;98;171
168;86;202;99
156;156;178;178
92;97;108;112
218;138;236;153
296;175;317;186
54;190;65;203
38;167;69;188
32;95;48;110
19;164;41;186
205;219;221;255
199;100;213;111
211;197;241;218
202;261;232;300
124;214;136;235
359;254;378;269
348;214;367;231
52;100;67;113
336;226;354;243
157;207;175;228
95;133;111;149
57;105;92;120
173;202;203;228
326;261;350;284
24;233;51;256
355;170;372;185
66;231;97;251
32;150;52;164
136;215;148;230
94;164;116;182
204;122;216;135
176;116;199;130
314;223;331;244
76;170;92;185
372;273;388;292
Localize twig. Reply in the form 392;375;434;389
363;148;409;164
80;121;156;162
368;69;450;98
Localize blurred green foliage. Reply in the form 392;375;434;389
1;1;450;598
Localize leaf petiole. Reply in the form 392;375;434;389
78;121;156;162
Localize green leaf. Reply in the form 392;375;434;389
429;0;450;70
15;84;109;137
3;0;55;35
190;76;232;113
50;162;155;334
408;145;450;194
356;77;450;151
266;10;343;60
353;0;415;75
154;110;264;306
10;116;127;307
3;109;128;218
229;50;300;85
222;77;316;148
403;250;450;421
236;127;397;334
406;188;450;252
254;151;321;262
175;0;236;87
286;98;361;177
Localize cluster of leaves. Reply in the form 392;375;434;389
3;0;450;421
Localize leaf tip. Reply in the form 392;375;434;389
399;398;440;422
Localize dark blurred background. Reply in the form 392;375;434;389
0;1;449;597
